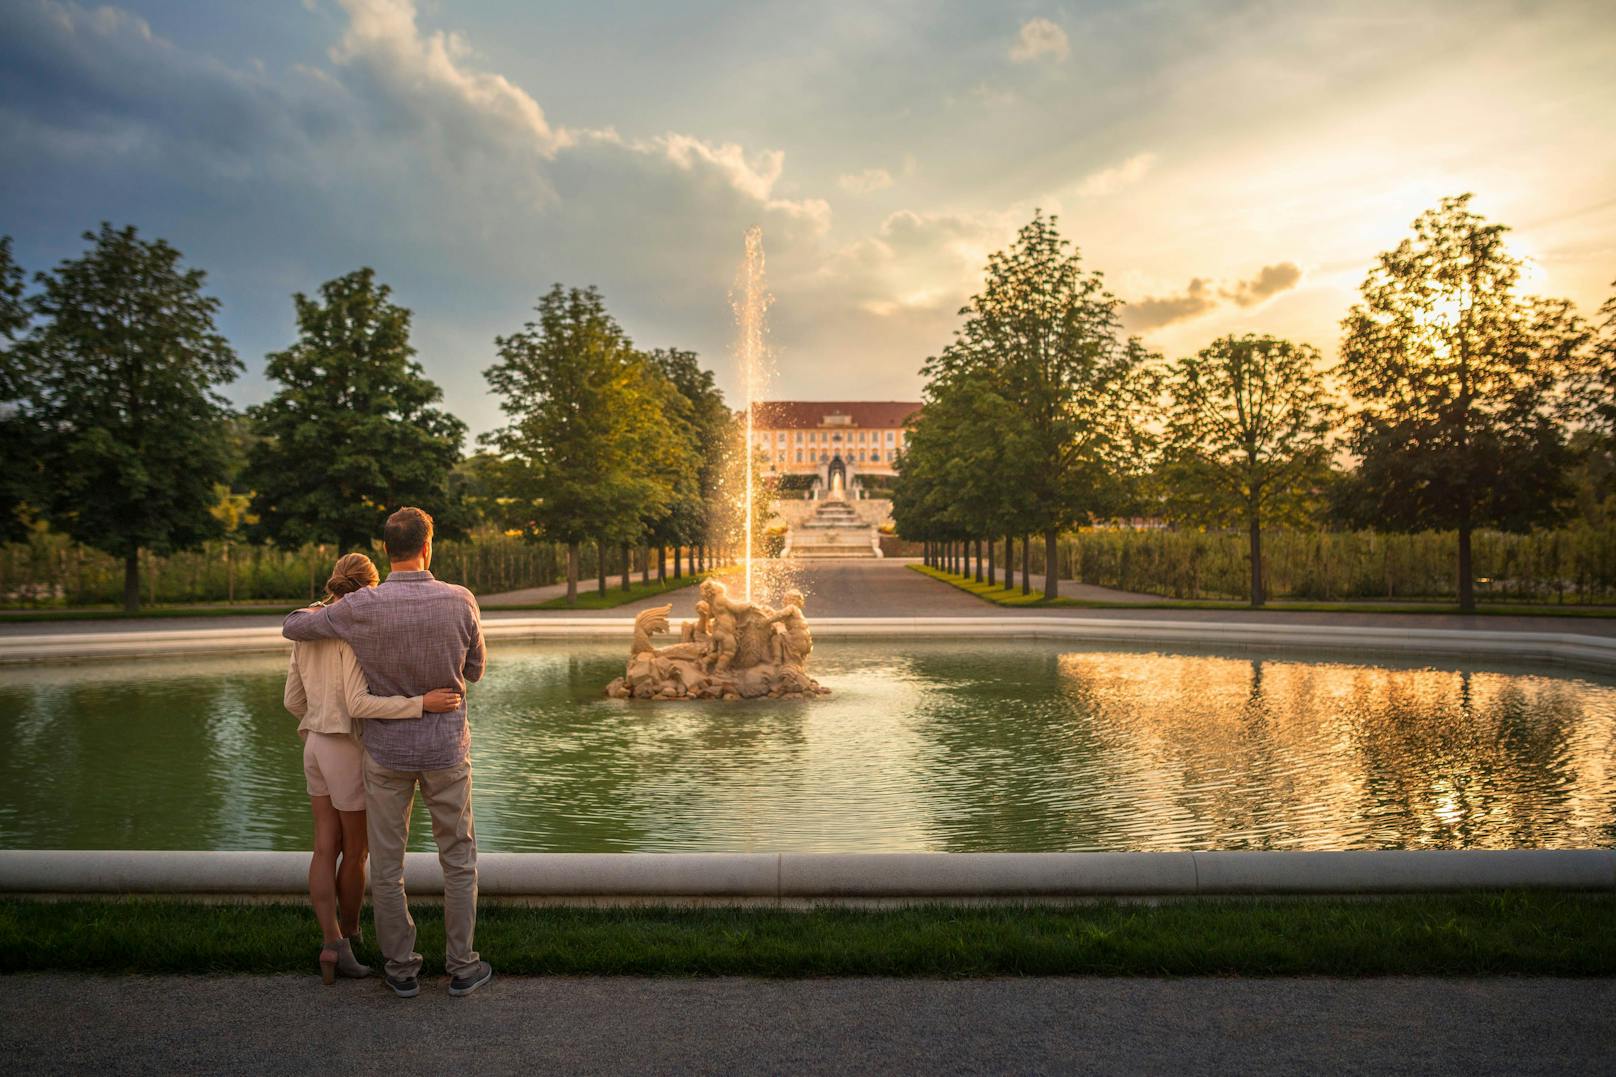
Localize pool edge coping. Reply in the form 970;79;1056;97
2;850;1614;901
4;616;1616;673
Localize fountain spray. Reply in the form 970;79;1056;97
733;226;770;603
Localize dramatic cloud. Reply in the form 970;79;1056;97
1009;17;1069;64
838;168;895;194
1124;264;1303;330
332;0;569;158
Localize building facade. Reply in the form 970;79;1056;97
750;400;922;497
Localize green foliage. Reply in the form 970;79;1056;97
246;268;466;551
0;527;577;607
646;346;729;548
14;224;241;610
1054;525;1616;603
923;211;1159;538
1337;195;1588;609
0;236;41;544
1160;334;1335;605
485;286;678;549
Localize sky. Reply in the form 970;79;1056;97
3;0;1614;438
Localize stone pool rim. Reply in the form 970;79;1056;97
4;616;1616;673
1;850;1613;903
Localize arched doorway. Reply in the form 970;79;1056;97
827;455;847;498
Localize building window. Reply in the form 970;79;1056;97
871;451;880;461
886;431;894;443
796;450;803;462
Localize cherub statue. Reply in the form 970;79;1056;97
682;599;712;644
765;588;812;669
705;598;740;673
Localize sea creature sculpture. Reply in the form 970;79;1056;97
604;583;829;701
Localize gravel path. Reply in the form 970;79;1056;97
2;974;1610;1075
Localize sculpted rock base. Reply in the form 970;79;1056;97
604;581;828;701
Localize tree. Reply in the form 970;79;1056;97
0;236;41;543
1570;280;1616;520
1338;195;1587;611
246;269;466;550
483;285;677;604
1161;335;1335;606
923;212;1158;597
896;369;1035;583
646;347;729;575
18;224;241;610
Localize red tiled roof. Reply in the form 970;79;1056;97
749;400;923;429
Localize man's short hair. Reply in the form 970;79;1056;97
384;507;434;562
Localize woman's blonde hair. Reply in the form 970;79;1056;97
325;552;380;601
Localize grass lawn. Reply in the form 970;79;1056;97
910;564;1616;618
2;894;1612;977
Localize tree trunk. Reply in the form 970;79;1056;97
621;544;631;592
1021;535;1031;595
1043;528;1059;600
674;545;682;580
1004;533;1014;590
122;549;140;613
658;546;666;582
974;539;984;583
987;537;996;587
642;546;651;585
597;541;607;595
1458;523;1475;613
1248;505;1265;608
566;542;579;605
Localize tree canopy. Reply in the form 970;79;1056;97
1160;334;1334;605
914;211;1158;595
1337;194;1587;610
483;285;690;602
246;268;467;551
16;223;241;609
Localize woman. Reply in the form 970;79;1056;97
283;552;464;985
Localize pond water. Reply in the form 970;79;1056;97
3;641;1614;852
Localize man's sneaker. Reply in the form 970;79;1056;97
448;961;493;997
385;974;420;998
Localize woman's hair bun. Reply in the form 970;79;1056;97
325;552;380;599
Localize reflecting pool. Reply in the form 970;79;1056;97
3;641;1614;852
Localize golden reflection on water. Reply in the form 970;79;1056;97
1055;652;1616;850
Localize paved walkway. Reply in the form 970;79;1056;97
1;974;1609;1075
2;560;1613;636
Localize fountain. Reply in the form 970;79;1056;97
604;227;828;700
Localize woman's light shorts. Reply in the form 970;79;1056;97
303;731;366;811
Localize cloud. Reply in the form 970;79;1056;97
1074;152;1156;197
1126;278;1218;330
1009;18;1069;64
331;0;570;158
1123;264;1303;330
1221;261;1302;306
838;168;894;194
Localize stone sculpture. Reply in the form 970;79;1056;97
604;579;829;701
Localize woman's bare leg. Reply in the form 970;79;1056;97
308;795;344;945
336;808;369;939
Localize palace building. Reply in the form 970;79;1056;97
749;400;922;498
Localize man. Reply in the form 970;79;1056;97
283;507;491;998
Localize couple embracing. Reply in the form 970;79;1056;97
281;506;492;998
